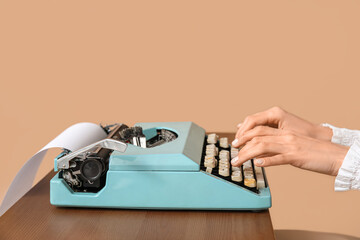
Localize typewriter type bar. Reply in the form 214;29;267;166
200;134;267;194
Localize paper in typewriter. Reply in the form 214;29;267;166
0;122;108;216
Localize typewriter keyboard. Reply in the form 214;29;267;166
200;133;267;193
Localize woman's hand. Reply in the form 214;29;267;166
232;106;333;148
231;127;349;176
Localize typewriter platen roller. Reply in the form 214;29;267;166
50;122;271;210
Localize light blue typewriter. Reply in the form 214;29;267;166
50;122;271;210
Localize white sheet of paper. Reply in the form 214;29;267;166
0;122;108;216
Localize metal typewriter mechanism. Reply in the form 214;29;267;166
51;122;271;210
56;123;178;192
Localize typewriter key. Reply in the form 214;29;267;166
244;178;256;188
204;156;217;168
254;165;262;174
231;171;242;182
243;160;252;170
230;147;239;159
219;137;229;148
219;168;230;177
219;150;230;160
206;144;218;156
207;133;218;144
255;166;265;189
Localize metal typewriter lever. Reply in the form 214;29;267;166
57;139;128;170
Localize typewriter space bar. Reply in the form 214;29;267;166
57;139;127;170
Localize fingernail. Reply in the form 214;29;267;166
237;123;242;128
231;156;238;164
232;139;238;146
255;159;264;165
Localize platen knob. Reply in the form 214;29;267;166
80;159;103;182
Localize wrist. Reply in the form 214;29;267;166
314;124;333;141
331;146;349;176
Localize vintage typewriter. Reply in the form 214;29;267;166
50;122;271;210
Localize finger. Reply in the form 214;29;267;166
233;123;243;142
235;107;284;140
254;154;290;167
256;153;278;159
232;126;282;148
231;138;285;166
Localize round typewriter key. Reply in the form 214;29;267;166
244;178;256;188
219;168;230;177
204;157;217;168
231;171;242;182
219;137;229;148
80;159;103;181
219;150;230;160
207;133;218;144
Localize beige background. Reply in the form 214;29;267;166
1;0;360;237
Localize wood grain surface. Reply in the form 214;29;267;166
0;133;275;240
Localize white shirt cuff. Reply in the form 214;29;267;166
335;139;360;191
322;123;360;146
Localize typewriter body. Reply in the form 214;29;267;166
50;122;271;210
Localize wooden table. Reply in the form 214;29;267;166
0;133;275;240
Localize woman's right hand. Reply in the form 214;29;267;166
232;106;333;148
230;128;349;176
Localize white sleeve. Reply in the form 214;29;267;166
334;139;360;191
322;123;360;146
